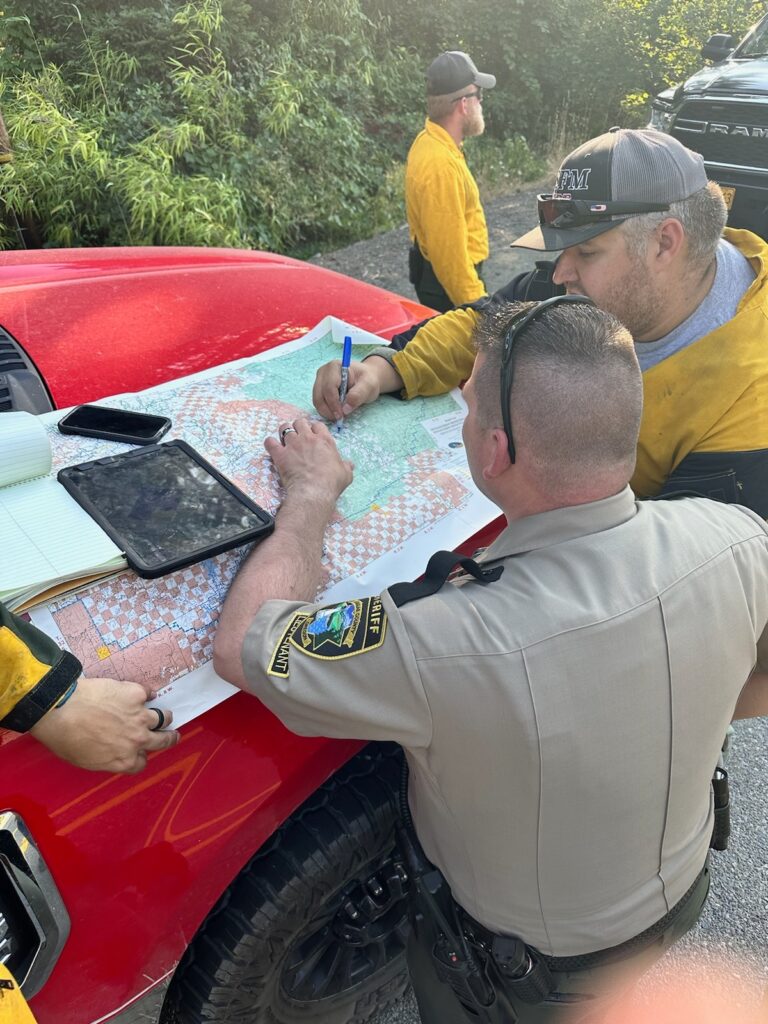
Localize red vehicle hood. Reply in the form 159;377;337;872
0;247;430;408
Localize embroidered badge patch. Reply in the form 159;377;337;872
268;598;388;678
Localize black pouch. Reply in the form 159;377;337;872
432;938;495;1012
409;243;425;285
710;766;730;851
490;936;555;1005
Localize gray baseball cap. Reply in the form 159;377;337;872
426;51;496;97
511;128;709;251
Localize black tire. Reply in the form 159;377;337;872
162;744;410;1024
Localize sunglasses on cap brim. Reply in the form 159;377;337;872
537;194;671;230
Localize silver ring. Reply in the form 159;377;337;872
149;707;166;732
280;426;297;444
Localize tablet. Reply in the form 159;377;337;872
58;440;274;578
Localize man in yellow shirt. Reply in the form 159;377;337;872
316;128;768;518
406;51;495;312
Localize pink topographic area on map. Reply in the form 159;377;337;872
50;451;469;689
51;559;231;689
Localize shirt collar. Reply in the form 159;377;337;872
478;486;638;562
424;118;463;155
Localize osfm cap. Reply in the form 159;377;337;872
426;51;496;96
511;127;709;251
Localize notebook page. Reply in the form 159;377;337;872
0;412;52;489
0;477;124;601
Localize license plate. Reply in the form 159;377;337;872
720;185;736;210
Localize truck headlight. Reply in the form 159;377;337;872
649;102;673;133
0;812;70;997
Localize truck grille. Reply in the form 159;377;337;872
0;326;53;413
671;100;768;167
0;813;70;997
0;865;41;978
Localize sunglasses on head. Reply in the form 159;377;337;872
500;295;596;464
537;194;670;230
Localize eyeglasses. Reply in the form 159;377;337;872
500;295;596;464
453;88;482;103
537;194;670;230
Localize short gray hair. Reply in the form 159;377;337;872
620;180;727;268
473;301;642;494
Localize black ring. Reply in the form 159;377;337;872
149;707;166;732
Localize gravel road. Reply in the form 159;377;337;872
311;187;542;301
313;190;768;1023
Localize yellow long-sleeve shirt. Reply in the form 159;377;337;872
405;119;488;306
0;964;38;1023
0;601;81;731
387;229;768;509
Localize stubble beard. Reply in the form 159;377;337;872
577;245;664;341
604;265;664;341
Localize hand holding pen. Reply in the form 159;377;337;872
334;335;353;432
311;340;403;421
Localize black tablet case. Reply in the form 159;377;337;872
58;440;274;578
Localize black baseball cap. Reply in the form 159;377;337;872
511;128;709;251
426;51;496;97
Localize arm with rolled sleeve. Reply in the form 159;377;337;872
392;306;479;397
364;306;479;400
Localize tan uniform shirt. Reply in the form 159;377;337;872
242;489;768;956
405;119;488;306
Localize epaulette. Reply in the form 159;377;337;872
388;550;503;608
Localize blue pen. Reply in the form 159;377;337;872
335;335;353;432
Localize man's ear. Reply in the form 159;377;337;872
482;428;512;481
654;217;686;264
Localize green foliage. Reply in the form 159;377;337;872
606;0;764;105
0;0;765;252
468;136;546;195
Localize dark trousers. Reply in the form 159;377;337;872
407;865;710;1024
408;244;484;313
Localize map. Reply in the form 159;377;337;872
31;317;497;725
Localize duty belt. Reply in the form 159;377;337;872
460;856;710;974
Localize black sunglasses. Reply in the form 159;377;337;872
537;194;670;230
453;87;482;103
500;295;596;464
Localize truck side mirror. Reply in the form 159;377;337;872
701;33;737;61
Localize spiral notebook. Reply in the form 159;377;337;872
0;412;126;611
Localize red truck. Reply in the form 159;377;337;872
0;247;497;1024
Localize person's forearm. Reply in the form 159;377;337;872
392;307;479;398
733;670;768;719
214;490;335;688
365;354;405;394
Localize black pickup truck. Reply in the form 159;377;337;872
649;13;768;237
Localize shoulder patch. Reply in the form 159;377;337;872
267;613;308;678
268;598;388;678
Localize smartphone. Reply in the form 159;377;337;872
58;404;172;445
